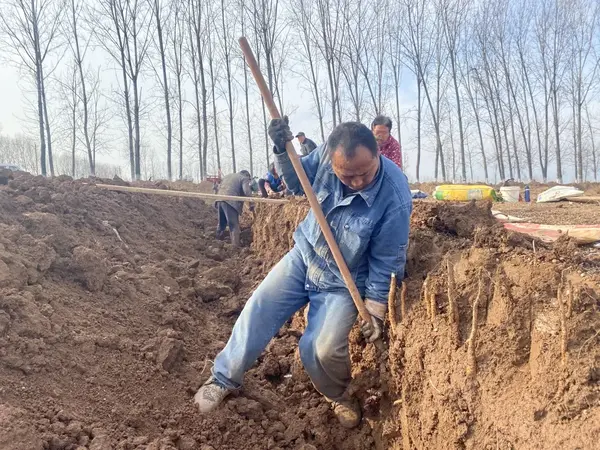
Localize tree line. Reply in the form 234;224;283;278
0;0;599;183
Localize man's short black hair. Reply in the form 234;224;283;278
327;122;378;158
240;169;251;178
371;115;393;131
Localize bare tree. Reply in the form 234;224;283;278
0;0;64;176
439;0;468;181
65;0;96;175
292;0;326;142
169;0;185;179
187;0;209;178
338;0;366;121
585;103;598;180
568;0;600;182
240;0;255;174
218;0;238;172
206;26;222;173
387;1;404;149
149;0;173;179
313;0;346;126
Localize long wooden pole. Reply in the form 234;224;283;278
95;183;288;204
239;37;372;323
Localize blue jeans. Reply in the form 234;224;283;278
212;246;358;401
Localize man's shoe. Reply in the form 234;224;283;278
330;396;362;428
194;378;231;413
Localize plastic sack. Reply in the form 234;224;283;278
536;186;584;203
433;184;498;201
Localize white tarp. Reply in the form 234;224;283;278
536;185;584;203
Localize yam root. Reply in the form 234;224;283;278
447;259;460;348
423;276;431;320
466;272;483;378
387;273;398;335
558;278;568;367
400;281;407;324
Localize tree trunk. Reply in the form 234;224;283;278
507;89;521;180
449;52;466;181
416;76;421;181
154;0;172;180
208;54;221;172
71;67;77;177
586;105;597;180
35;55;47;177
116;22;135;181
39;64;54;177
221;0;235;173
521;54;545;181
71;0;93;176
243;54;253;175
177;74;183;180
197;41;209;178
577;88;583;181
552;87;563;183
132;75;141;180
465;82;488;182
393;65;402;149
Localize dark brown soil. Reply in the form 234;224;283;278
1;174;598;449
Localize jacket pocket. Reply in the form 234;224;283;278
337;214;374;268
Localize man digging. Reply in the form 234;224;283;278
195;119;412;428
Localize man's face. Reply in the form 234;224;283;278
297;135;306;144
331;145;380;191
372;125;390;145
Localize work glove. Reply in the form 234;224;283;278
361;316;383;343
360;299;387;343
268;116;293;153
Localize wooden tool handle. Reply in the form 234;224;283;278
239;36;372;323
95;184;288;204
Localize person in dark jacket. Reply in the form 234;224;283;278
296;132;317;156
215;170;253;247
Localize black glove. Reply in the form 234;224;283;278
268;116;293;153
361;316;383;343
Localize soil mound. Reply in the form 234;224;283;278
1;174;598;449
0;174;375;450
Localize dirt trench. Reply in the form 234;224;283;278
0;173;598;449
252;199;600;449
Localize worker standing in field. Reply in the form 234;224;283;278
296;131;318;156
215;170;253;248
371;115;403;170
195;120;412;429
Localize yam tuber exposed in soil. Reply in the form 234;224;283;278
387;273;398;335
466;272;484;378
447;259;460;348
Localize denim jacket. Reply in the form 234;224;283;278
275;144;412;304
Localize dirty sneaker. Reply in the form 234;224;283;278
329;396;362;429
194;378;231;413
